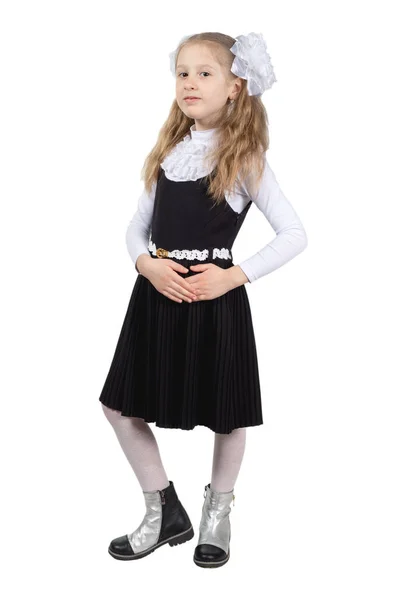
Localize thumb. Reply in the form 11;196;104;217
170;260;189;272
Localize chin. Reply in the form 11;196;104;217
183;109;203;118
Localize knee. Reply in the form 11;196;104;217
101;403;146;430
101;403;122;424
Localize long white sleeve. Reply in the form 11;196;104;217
237;159;308;283
125;181;156;272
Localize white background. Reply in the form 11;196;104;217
1;0;399;598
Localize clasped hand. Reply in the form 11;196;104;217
143;256;233;304
186;263;232;301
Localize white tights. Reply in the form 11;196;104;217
102;405;246;493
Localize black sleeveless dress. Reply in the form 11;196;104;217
99;167;263;434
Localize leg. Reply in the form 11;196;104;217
211;427;247;492
102;404;169;492
102;404;194;560
194;427;247;568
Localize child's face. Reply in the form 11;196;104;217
175;43;238;131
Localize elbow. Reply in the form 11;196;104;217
301;228;308;252
292;222;308;253
125;224;131;246
283;223;308;253
283;224;308;259
125;226;132;255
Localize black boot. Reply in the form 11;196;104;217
108;481;194;560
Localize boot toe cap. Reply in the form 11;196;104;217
109;534;135;557
194;543;227;562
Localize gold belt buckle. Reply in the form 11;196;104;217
156;247;169;258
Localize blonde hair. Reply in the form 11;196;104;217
141;32;270;204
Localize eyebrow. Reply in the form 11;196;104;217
176;64;216;70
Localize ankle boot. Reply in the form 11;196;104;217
108;480;194;560
193;483;235;568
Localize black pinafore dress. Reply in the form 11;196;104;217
99;167;263;434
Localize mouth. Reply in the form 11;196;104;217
184;97;201;102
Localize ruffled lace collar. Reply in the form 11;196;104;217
160;124;218;181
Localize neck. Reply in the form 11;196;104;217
193;119;218;132
189;123;217;141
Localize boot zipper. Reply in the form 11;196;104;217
159;490;166;505
204;484;235;507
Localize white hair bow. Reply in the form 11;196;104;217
230;32;277;96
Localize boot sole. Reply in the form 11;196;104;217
108;526;194;561
193;549;230;568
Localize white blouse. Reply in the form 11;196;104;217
126;124;308;284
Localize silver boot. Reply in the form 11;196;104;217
193;483;235;568
108;480;194;560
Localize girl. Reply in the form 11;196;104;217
99;31;307;568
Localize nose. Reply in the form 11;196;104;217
183;74;198;90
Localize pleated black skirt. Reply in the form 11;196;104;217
99;269;263;434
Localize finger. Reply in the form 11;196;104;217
166;285;194;302
185;276;198;287
175;271;197;288
184;282;198;296
168;260;189;273
170;279;197;299
183;278;199;293
163;290;183;303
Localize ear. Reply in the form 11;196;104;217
230;76;242;101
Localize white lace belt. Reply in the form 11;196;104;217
148;238;232;261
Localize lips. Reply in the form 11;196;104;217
184;97;200;100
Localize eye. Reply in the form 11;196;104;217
177;72;210;78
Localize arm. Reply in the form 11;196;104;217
125;181;156;273
233;157;308;284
